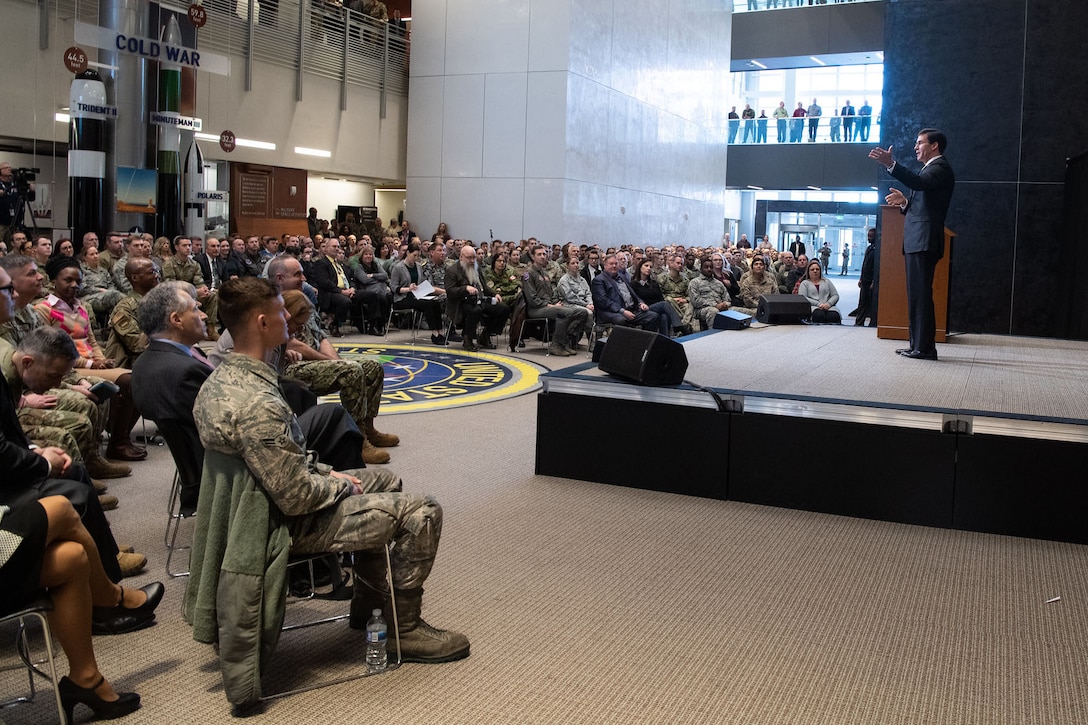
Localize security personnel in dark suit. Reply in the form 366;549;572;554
869;128;955;360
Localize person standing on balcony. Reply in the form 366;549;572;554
773;101;789;143
807;98;822;142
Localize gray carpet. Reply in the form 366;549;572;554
3;327;1088;724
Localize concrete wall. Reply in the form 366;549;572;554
406;0;731;246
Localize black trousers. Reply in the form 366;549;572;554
904;250;939;354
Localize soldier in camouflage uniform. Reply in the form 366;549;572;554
688;258;733;330
105;258;157;367
195;277;469;663
78;245;125;327
0;257;127;478
521;243;589;356
1;328;130;478
659;253;695;332
160;236;219;340
280;290;397;465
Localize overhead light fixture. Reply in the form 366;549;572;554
377;188;407;193
55;113;70;123
807;185;822;191
747;185;764;190
295;146;332;158
809;56;826;66
749;60;767;69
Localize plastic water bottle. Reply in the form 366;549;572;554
365;608;387;673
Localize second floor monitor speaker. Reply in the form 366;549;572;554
598;327;688;386
757;294;811;324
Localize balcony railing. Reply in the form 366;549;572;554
727;114;879;145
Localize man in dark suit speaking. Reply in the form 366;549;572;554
869;128;955;361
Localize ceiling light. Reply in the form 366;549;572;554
809;56;826;66
749;60;766;69
55;113;70;123
295;146;332;158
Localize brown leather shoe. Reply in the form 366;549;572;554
98;494;119;511
92;479;108;494
106;443;148;461
87;456;132;479
362;439;391;465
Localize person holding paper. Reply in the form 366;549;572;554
390;241;447;345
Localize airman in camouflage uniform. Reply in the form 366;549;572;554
195;277;469;663
659;254;695;331
79;258;125;324
105;258;157;367
688;258;732;330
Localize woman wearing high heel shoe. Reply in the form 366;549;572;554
0;495;164;721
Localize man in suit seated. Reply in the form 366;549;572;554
444;244;509;352
591;253;664;334
131;282;371;514
308;237;362;336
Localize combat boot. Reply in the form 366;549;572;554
348;556;469;663
363;417;399;448
548;343;572;357
391;587;470;663
362;438;391;464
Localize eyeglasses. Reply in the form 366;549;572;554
0;284;14;296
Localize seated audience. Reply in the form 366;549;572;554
444;244;509;352
279;289;400;464
390;241;446;344
591;254;664;335
522;243;590;356
161;236;219;341
189;277;469;695
34;257;144;461
798;260;842;324
484;251;521;302
738;256;778;312
77;244;125;329
352;244;392;335
0;496;163;721
309;237;362;336
688;258;732;330
557;256;594;315
630;259;682;336
104;258;157;368
659;253;696;333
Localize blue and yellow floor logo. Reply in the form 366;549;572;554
333;343;545;414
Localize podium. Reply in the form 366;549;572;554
876;205;954;343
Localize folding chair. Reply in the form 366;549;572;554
0;595;66;724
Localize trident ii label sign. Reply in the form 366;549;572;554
74;21;231;76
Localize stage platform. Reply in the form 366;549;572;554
535;326;1088;545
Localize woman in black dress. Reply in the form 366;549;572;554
1;496;163;721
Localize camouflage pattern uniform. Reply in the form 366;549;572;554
285;314;383;424
738;271;778;311
658;272;695;329
99;248;122;275
111;254;132;292
521;264;589;346
193;352;439;591
0;337;99;462
105;291;147;367
688;274;731;330
161;256;218;330
79;262;125;321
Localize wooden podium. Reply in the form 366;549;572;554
876;205;954;342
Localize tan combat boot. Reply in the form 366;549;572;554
363;417;399;448
362;438;391;465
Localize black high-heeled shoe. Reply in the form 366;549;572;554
92;582;165;635
59;675;141;721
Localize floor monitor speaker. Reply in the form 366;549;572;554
713;309;752;330
597;327;688;386
757;294;811;324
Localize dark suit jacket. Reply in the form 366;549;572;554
216;253;245;281
591;272;639;324
580;264;603;286
308;255;349;312
131;339;210;497
0;377;51;484
445;261;497;326
193;252;214;286
890;156;955;258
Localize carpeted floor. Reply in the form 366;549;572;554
3;325;1087;725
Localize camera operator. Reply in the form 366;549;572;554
0;162;36;243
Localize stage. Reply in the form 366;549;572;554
535;325;1088;545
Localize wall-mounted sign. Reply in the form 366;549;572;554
63;46;89;73
149;112;203;131
188;3;208;28
75;21;231;75
219;130;236;153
